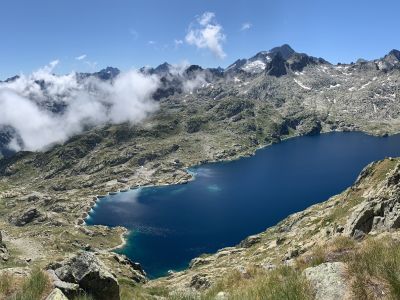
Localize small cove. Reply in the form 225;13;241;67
86;132;400;278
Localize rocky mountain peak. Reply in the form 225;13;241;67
93;67;120;80
226;44;329;76
376;49;400;71
154;62;172;75
265;52;287;77
3;75;20;83
268;44;296;60
388;49;400;59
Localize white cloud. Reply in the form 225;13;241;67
49;60;59;68
0;62;160;151
174;39;184;47
148;40;156;45
241;22;252;31
198;12;215;26
75;54;87;61
168;61;208;93
185;12;226;59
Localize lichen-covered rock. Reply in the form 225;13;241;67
190;274;211;290
53;252;120;300
304;262;348;300
47;269;82;298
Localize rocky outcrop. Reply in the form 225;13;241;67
239;234;261;248
346;197;400;236
297;119;322;136
189;256;215;269
346;163;400;236
47;269;82;298
50;252;120;300
112;253;147;283
304;262;349;300
9;207;46;226
190;274;212;290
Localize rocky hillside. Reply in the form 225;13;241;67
1;45;400;299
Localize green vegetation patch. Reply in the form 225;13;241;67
0;268;51;300
348;236;400;299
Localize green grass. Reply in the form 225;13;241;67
298;245;326;269
165;265;314;300
297;236;356;270
119;277;159;300
127;264;314;300
330;235;356;251
228;266;313;300
347;237;400;299
0;272;14;297
14;268;51;300
324;192;364;224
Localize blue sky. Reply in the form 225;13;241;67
1;0;399;79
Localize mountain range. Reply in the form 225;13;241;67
1;44;400;159
1;44;400;299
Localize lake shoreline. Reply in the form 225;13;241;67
86;132;399;273
82;129;395;251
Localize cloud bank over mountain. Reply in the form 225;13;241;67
0;61;160;151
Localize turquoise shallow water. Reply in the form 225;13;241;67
86;132;400;278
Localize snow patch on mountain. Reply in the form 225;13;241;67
241;60;266;73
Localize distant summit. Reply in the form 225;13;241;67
226;44;329;76
77;66;120;81
2;44;400;83
268;44;296;60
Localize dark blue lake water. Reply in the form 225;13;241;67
86;132;400;278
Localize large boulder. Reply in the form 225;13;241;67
47;269;82;298
304;262;349;300
53;252;120;300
